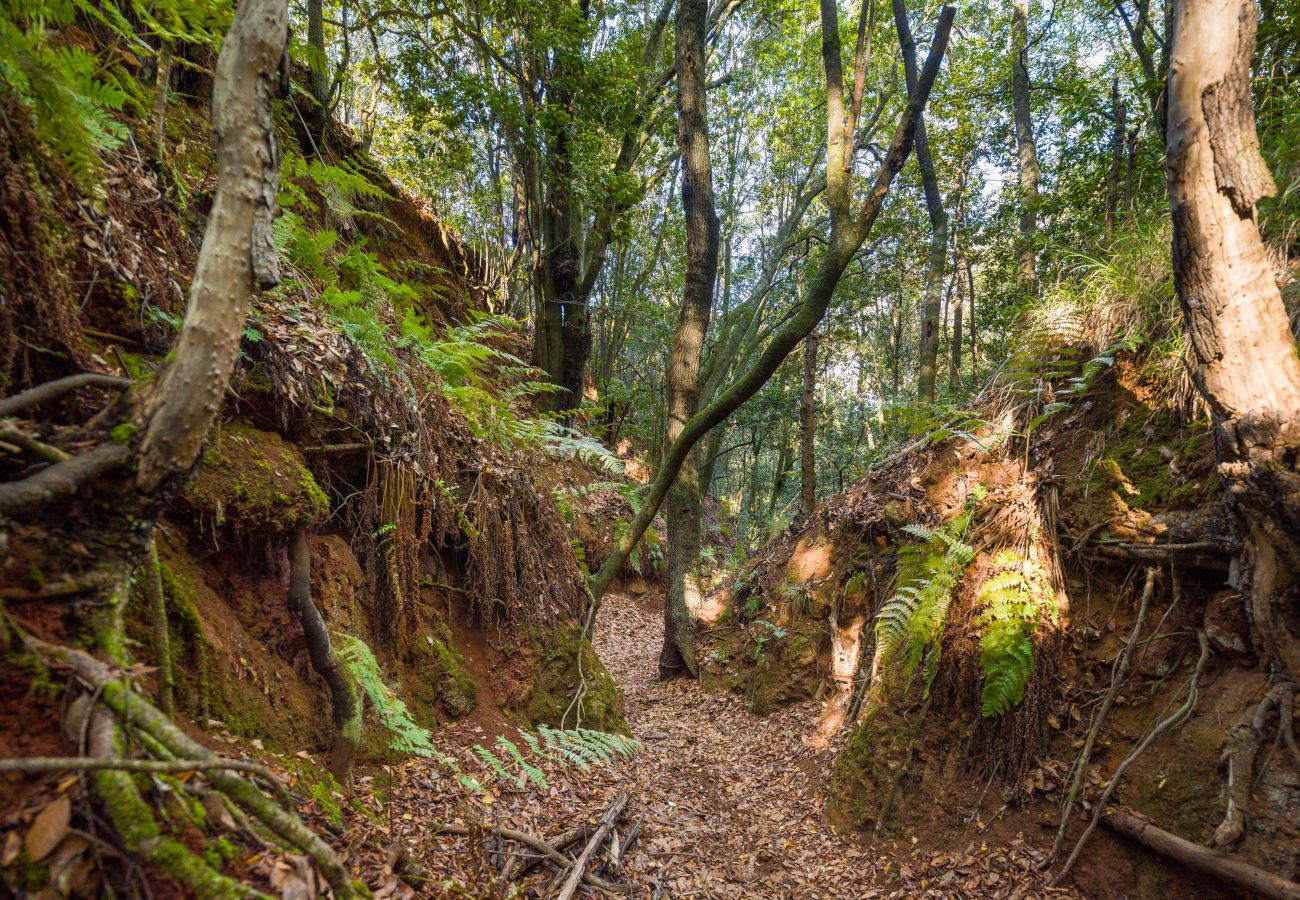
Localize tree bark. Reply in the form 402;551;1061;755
798;332;818;525
895;0;948;404
660;0;720;679
1010;0;1041;293
136;0;286;494
1165;0;1300;677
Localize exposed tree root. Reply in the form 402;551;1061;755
0;442;131;517
288;528;359;786
1102;809;1300;900
87;708;266;899
1212;679;1296;847
1054;631;1210;883
0;372;132;417
1047;566;1156;864
145;533;175;716
27;637;357;899
0;756;286;779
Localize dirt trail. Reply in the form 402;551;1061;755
591;592;882;896
374;592;1072;897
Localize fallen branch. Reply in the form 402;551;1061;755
1101;809;1300;900
0;373;133;418
1048;566;1156;863
434;822;632;894
557;790;628;900
1055;631;1211;882
501;822;592;881
0;427;71;464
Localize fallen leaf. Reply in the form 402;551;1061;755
25;797;71;862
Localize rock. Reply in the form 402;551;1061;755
1204;590;1252;658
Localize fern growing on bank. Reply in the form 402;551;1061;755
976;551;1051;716
335;634;636;791
874;507;977;691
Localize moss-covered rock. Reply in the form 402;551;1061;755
517;625;626;733
699;616;826;714
825;706;925;833
177;421;329;537
406;623;478;721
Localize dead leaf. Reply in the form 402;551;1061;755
25;797;71;863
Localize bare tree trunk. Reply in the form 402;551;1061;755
1166;0;1300;677
289;530;360;785
1105;77;1127;238
949;254;964;386
660;0;720;679
896;0;947;404
967;257;977;375
798;332;818;525
1011;0;1041;293
136;0;286;494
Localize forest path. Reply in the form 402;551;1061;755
592;592;886;897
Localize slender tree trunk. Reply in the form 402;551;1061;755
289;530;360;785
966;257;978;376
1105;77;1127;238
1011;0;1041;294
798;332;818;525
949;254;964;386
896;0;947;404
1166;0;1300;677
136;0;286;494
660;0;720;679
1124;124;1141;212
767;424;794;519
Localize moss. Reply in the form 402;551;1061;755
826;707;924;833
518;625;626;733
91;766;257;899
110;422;138;445
178;421;329;537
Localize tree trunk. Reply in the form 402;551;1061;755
660;0;720;679
949;255;964;386
1105;77;1127;238
136;0;286;495
966;257;977;375
289;530;360;785
1165;0;1300;677
798;332;818;525
1010;0;1041;293
896;0;947;404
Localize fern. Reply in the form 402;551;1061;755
976;551;1050;717
875;513;975;690
472;726;638;789
335;635;435;757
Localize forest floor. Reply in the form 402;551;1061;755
377;591;1077;898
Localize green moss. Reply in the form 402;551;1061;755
178;421;329;536
518;625;626;733
826;708;924;833
110;422;138;445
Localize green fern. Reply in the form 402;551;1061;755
473;726;639;789
335;634;435;756
875;513;975;690
975;551;1050;717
